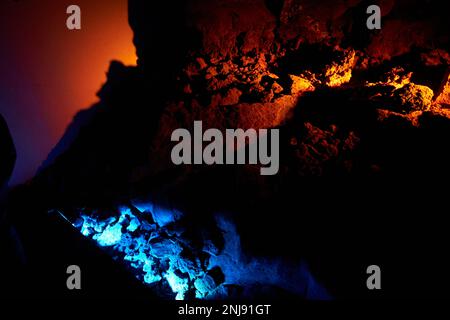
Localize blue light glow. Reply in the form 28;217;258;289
68;203;331;300
165;271;189;300
94;222;123;246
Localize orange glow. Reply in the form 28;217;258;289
0;0;136;183
5;0;136;129
367;67;413;90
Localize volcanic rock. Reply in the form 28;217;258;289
435;69;450;107
394;83;434;112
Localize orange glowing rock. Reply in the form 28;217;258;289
394;83;434;112
289;75;315;95
324;50;356;87
367;67;412;89
435;69;450;108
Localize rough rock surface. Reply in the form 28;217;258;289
435;69;450;107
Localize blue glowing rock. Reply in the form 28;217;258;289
150;239;183;259
127;216;141;232
140;220;157;232
194;275;217;298
165;270;189;300
173;257;201;279
144;271;162;285
152;205;183;227
131;200;183;227
143;260;162;284
69;205;331;300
